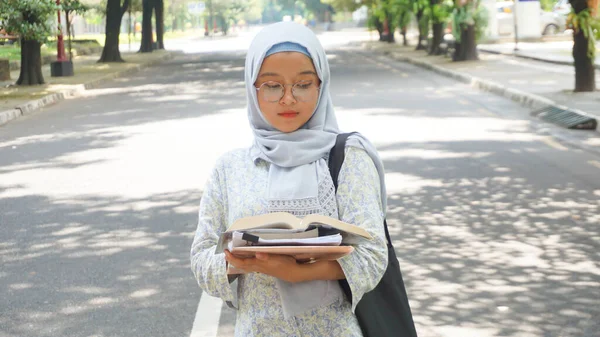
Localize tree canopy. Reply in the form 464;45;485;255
0;0;58;42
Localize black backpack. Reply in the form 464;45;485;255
328;132;418;337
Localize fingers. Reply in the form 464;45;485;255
224;250;244;269
255;253;268;260
225;250;259;272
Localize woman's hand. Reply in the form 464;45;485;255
224;250;346;283
224;250;304;283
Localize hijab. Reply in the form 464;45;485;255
244;22;387;318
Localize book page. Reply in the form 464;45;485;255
301;214;373;240
244;228;319;240
226;212;301;232
228;231;342;250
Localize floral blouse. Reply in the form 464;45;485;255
191;146;388;337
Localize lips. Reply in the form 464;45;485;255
278;111;299;118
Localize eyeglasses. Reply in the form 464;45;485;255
255;80;320;103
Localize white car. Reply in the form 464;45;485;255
496;2;566;36
552;0;572;16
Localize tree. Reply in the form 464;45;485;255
62;0;89;60
370;1;396;42
99;0;131;62
139;0;156;52
568;0;599;92
156;0;165;49
451;0;487;61
413;0;429;50
0;0;57;85
212;0;247;35
323;0;371;11
427;0;453;55
390;0;412;46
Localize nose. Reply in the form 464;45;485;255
279;86;297;105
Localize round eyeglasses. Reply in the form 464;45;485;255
255;80;320;103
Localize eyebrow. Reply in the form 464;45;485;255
258;70;318;78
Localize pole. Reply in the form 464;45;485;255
513;0;519;51
56;0;67;62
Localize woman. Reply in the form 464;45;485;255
191;21;388;336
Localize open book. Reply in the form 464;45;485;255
217;212;373;274
224;212;371;237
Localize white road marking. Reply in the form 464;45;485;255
589;160;600;169
190;293;223;337
541;137;569;151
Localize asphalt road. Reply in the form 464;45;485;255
1;31;599;337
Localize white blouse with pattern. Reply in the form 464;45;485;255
191;146;388;337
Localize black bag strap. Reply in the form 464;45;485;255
328;132;355;191
328;133;392;245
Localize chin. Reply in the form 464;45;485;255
276;125;301;133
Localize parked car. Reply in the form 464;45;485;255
552;0;572;16
496;1;567;36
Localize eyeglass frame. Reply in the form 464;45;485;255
254;80;321;103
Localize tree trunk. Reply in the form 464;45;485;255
17;39;45;85
374;17;384;41
99;0;130;62
429;23;445;55
66;12;73;60
415;11;427;50
381;16;395;43
453;24;478;61
155;0;165;49
139;0;155;53
402;27;408;46
573;31;595;91
570;0;595;92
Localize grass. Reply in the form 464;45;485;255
0;41;105;62
0;46;54;61
0;46;20;61
71;29;202;46
0;29;199;61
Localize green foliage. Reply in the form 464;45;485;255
62;0;90;14
0;0;58;42
322;0;376;12
428;0;454;24
540;0;555;11
451;1;487;42
569;8;600;59
211;0;247;31
418;10;430;36
412;0;428;15
391;0;412;29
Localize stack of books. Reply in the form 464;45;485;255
216;212;373;274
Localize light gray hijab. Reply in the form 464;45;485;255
244;22;387;319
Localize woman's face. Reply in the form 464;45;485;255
255;52;321;133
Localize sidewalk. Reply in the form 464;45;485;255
0;49;175;127
363;41;600;118
478;40;600;69
361;40;600;155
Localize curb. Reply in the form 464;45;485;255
0;108;21;126
382;49;554;110
0;51;176;127
365;45;599;134
478;48;600;71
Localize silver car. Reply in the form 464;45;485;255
496;1;567;36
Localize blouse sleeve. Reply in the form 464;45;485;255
190;160;235;302
335;146;388;312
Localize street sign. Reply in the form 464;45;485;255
187;2;205;14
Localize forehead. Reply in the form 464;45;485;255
258;52;317;75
